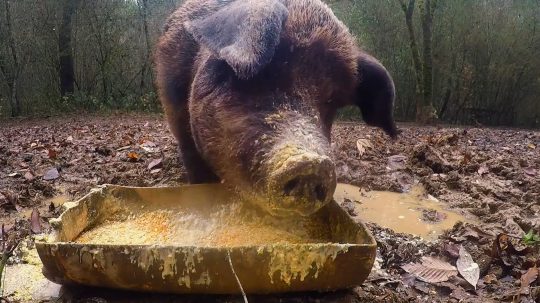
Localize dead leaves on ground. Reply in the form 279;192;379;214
457;246;480;289
148;158;163;172
519;266;538;295
42;168;60;181
402;257;458;283
356;138;373;157
127;151;140;162
403;231;540;300
402;246;479;288
30;208;42;234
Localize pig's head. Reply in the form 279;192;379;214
184;0;397;216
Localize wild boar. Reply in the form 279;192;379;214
155;0;397;216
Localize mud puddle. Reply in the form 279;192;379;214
334;183;472;240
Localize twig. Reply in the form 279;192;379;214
227;251;248;303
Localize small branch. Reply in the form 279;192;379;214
227;251;248;303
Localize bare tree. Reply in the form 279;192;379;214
0;0;22;116
396;0;437;124
58;0;81;96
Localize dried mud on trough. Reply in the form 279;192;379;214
1;114;539;303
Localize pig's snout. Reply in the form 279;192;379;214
266;149;336;216
279;157;334;202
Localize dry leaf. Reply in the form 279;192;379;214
356;139;373;157
150;168;162;174
66;135;73;142
8;172;19;177
148;158;163;170
48;148;58;159
477;165;489;175
127;152;140;162
43;168;60;180
388;155;407;170
402;257;458;283
527;143;536;150
456;246;480;289
24;171;34;181
523;167;537;177
141;140;159;153
30;208;42;234
444;243;461;258
519;266;539;295
483;273;497;284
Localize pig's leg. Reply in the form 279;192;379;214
166;106;220;184
156;23;220;184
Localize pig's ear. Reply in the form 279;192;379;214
184;0;288;80
355;54;399;139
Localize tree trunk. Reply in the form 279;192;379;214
398;0;423;102
3;0;21;116
58;0;80;96
416;0;437;124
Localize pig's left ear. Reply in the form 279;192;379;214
354;54;399;139
185;0;288;80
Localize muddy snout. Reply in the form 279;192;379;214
267;150;337;216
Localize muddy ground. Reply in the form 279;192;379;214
0;113;539;303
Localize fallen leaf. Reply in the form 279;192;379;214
8;172;19;177
356;139;373;157
527;143;536;150
24;171;34;181
449;287;470;301
148;158;163;170
48;148;58;159
444;243;461;258
477;165;489;175
519;266;539;295
127;152;140;162
483;273;498;284
433;133;459;146
140;140;157;147
523;167;537;177
460;152;472;165
43;168;60;180
402;257;458;283
456;246;480;289
30;208;42;234
388;155;407;170
140;140;159;153
452;225;494;242
66;135;73;142
150;168;162;174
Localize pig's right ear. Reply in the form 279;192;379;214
184;0;288;80
355;54;399;139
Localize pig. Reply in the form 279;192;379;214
155;0;398;217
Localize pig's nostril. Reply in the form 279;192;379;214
315;184;327;202
283;178;300;196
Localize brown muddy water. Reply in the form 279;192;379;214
334;183;471;240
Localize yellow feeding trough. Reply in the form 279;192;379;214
35;184;376;294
